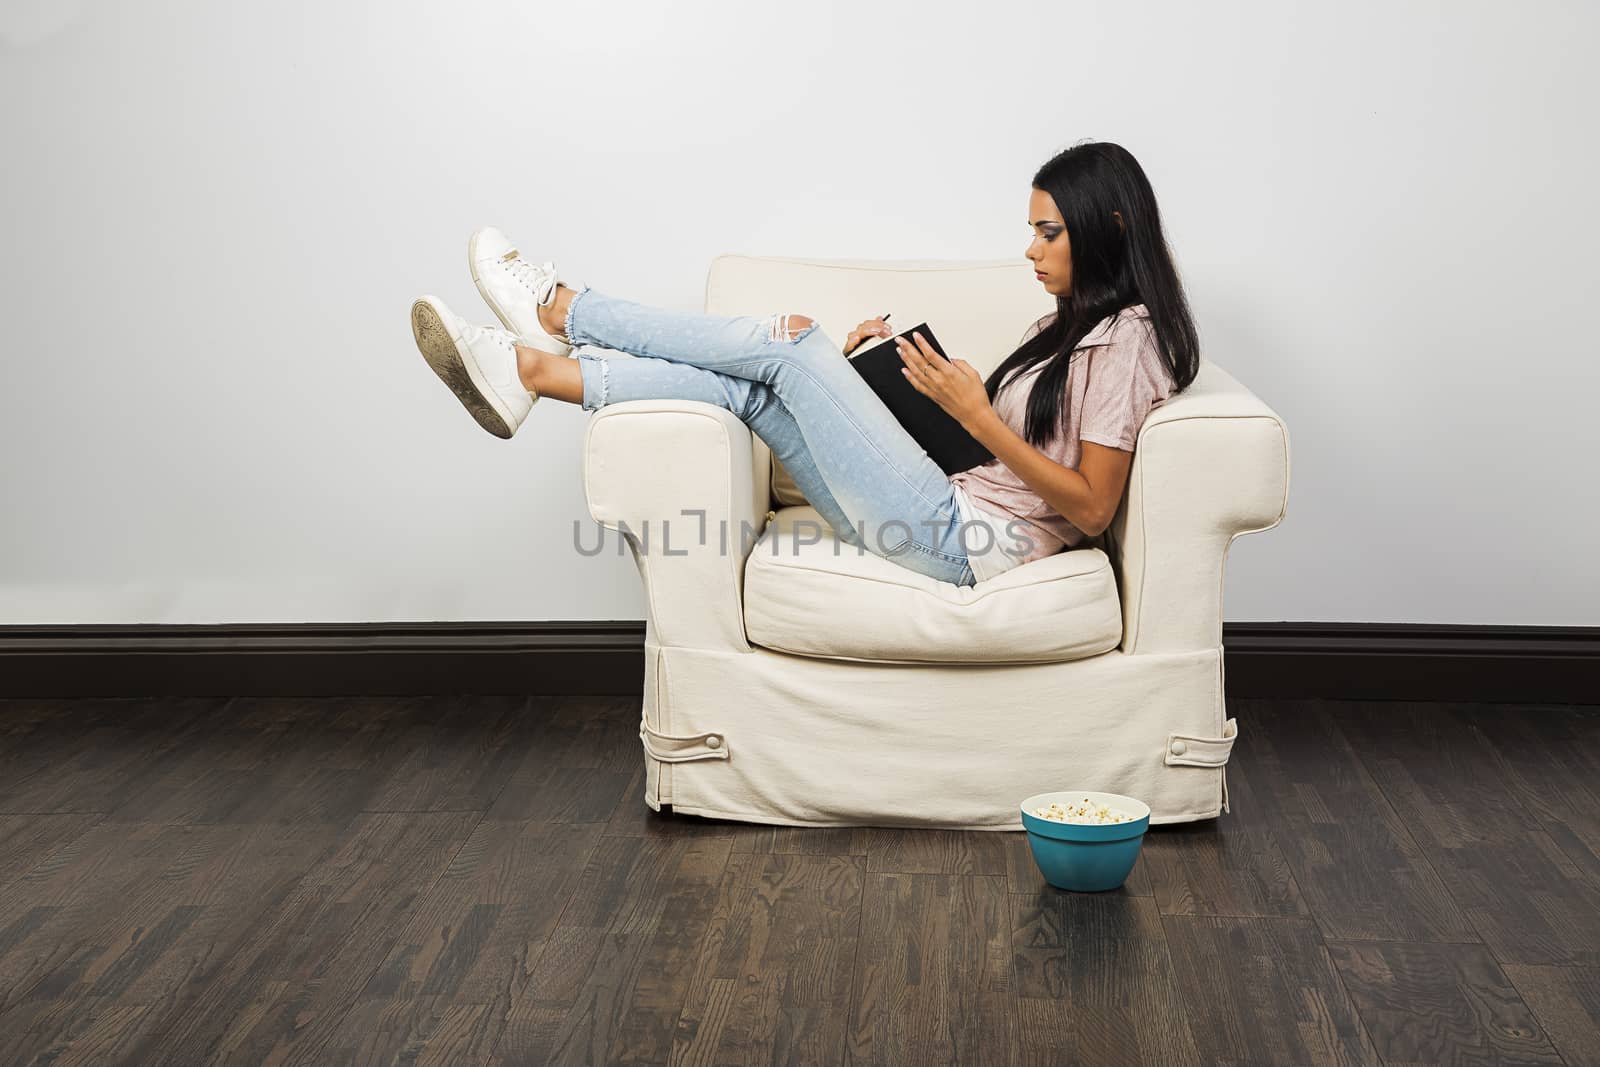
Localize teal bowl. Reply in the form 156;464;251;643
1019;791;1151;892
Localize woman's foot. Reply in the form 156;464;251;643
514;343;585;405
536;286;576;341
468;226;583;356
411;294;538;439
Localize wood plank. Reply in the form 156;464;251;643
0;821;340;1063
1343;703;1600;966
0;821;205;1016
355;695;534;812
518;695;640;763
492;833;734;1065
847;872;1016;1066
104;697;419;824
0;814;102;892
1141;742;1310;919
0;699;128;794
0;699;223;815
729;824;872;857
1468;705;1600;889
1502;963;1600;1067
1162;914;1381;1065
601;763;763;843
1227;700;1477;940
670;852;864;1065
863;828;1010;877
126;811;481;1065
1013;893;1199;1066
1328;940;1563;1064
317;819;604;1065
430;695;637;824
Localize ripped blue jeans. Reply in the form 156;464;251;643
565;286;977;587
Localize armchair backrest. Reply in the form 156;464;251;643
703;253;1056;510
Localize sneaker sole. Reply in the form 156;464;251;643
411;297;517;440
467;230;572;356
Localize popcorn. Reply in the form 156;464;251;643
1031;797;1135;824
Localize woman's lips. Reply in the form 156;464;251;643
1035;271;1048;279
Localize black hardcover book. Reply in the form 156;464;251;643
847;322;996;475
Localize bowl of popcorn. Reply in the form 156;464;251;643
1018;791;1151;892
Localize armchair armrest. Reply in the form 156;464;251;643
1108;359;1291;655
582;399;769;652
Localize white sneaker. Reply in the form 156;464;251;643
410;294;536;440
468;226;582;356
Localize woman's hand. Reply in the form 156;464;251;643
842;317;894;357
896;332;993;431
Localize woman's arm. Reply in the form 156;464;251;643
965;320;1165;537
966;412;1131;538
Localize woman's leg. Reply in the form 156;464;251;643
573;349;866;548
560;288;977;586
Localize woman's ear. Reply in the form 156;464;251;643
1113;210;1125;233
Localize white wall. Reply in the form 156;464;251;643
2;0;1595;626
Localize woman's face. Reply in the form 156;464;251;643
1026;188;1071;297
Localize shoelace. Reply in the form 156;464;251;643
465;320;517;354
503;256;559;306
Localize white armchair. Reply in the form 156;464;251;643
582;254;1291;829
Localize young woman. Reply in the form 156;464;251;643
410;140;1200;587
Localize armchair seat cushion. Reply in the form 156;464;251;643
742;506;1125;665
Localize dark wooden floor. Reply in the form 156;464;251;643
1;696;1597;1065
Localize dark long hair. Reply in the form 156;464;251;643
986;141;1201;448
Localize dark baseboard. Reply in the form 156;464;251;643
0;622;648;699
0;621;1596;704
1222;622;1599;705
